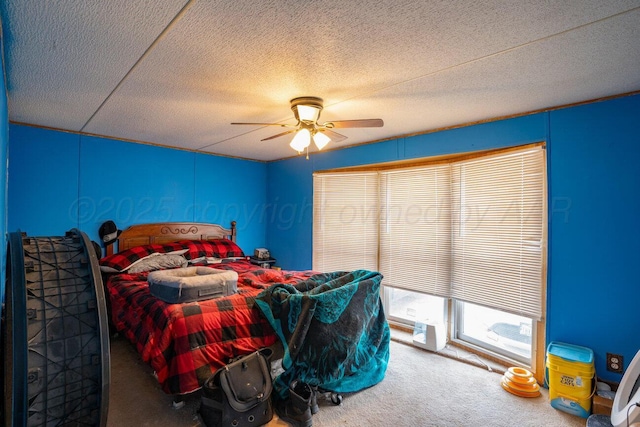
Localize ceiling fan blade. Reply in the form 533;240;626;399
319;129;348;143
324;119;384;129
261;129;297;141
231;122;297;128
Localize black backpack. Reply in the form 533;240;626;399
200;348;274;427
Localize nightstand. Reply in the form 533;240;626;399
249;257;277;269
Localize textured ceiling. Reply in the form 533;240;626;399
2;0;639;161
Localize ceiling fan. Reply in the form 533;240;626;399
231;96;383;155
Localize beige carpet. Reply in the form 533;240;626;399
107;335;587;427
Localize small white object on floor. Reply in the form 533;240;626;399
412;320;446;352
172;400;185;410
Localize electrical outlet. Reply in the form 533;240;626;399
606;353;624;373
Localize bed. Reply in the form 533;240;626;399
100;221;316;395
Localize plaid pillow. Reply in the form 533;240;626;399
100;241;188;273
183;239;245;260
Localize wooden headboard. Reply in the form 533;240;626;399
106;221;237;256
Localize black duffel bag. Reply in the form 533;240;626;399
200;348;274;427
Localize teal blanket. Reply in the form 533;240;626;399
255;270;390;398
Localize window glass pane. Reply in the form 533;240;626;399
385;287;445;325
457;301;532;363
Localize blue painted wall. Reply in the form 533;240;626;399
6;93;639;383
8;126;80;236
8;125;268;254
0;33;8;310
266;94;640;382
547;95;640;383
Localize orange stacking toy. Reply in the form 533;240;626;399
500;367;541;398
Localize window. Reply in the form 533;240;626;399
312;144;546;368
379;165;451;298
384;287;446;326
456;301;533;363
450;147;546;320
313;172;379;272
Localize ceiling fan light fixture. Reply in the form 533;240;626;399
290;96;324;123
313;131;331;150
290;128;311;152
296;104;321;122
233;95;383;157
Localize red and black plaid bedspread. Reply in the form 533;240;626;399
105;260;315;394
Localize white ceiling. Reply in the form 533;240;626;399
2;0;639;162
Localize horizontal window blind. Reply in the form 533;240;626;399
379;165;451;297
312;144;546;320
313;172;379;272
451;146;545;319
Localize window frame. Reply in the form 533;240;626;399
453;300;533;365
312;142;547;380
